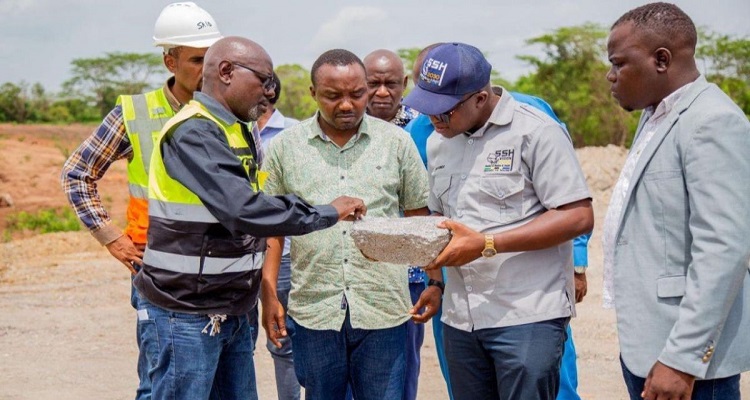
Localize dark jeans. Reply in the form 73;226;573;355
443;317;569;400
131;271;153;400
138;295;258;400
620;356;740;400
291;309;406;400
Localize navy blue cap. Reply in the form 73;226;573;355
403;42;492;115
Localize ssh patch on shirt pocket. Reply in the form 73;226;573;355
656;275;686;298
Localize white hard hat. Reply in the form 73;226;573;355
153;2;222;49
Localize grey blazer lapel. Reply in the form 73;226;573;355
616;77;712;231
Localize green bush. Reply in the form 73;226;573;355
6;208;81;234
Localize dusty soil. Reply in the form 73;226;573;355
0;124;747;399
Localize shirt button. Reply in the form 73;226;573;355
340;176;345;180
468;139;474;145
342;231;347;235
346;286;350;290
344;259;348;263
466;286;473;292
461;174;467;180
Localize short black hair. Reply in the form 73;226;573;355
613;2;697;50
310;49;365;86
269;72;282;104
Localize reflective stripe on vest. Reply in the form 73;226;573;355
120;89;174;194
145;248;262;275
147;198;218;223
118;89;175;244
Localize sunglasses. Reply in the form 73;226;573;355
231;62;276;91
430;91;480;124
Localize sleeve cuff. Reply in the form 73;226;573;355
91;224;124;246
573;245;588;267
658;350;709;380
315;205;340;228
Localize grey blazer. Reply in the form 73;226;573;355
613;76;750;379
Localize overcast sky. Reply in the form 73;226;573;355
1;0;748;93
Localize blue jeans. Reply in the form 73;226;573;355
443;317;569;400
131;270;154;400
266;255;300;400
247;306;260;352
404;281;426;400
137;295;258;400
291;309;407;400
620;356;740;400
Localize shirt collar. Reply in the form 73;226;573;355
264;109;287;130
643;79;697;124
307;112;371;143
465;86;515;138
162;76;182;112
388;104;419;128
193;92;243;126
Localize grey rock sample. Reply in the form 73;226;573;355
351;216;451;266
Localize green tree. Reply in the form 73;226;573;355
0;82;28;122
27;83;52;122
52;98;100;122
398;47;421;76
274;64;317;120
513;23;639;147
697;31;750;116
62;52;165;118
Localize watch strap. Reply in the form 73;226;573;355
427;278;445;294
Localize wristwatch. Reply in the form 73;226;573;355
481;234;497;258
574;266;587;275
427;278;445;294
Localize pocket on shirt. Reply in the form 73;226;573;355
478;174;524;224
656;275;686;298
432;174;452;216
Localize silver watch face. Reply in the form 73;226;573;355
482;248;496;258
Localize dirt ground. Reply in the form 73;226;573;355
0;124;747;399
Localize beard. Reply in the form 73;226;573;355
247;103;266;122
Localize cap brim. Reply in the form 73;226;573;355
403;85;463;116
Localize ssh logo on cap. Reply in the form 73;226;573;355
421;58;448;87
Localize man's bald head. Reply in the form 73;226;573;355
203;36;272;90
363;49;408;121
202;36;275;122
363;49;404;75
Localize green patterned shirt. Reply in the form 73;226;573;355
262;113;429;330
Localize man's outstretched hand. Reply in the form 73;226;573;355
330;196;367;221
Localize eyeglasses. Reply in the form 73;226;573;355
430;91;480;124
231;62;276;91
